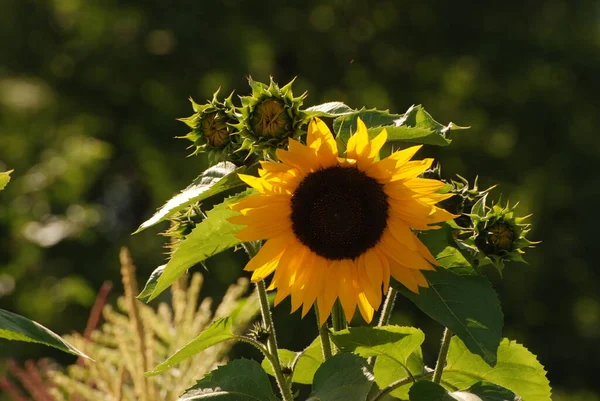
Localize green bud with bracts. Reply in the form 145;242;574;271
233;77;308;158
422;164;494;228
178;89;244;165
465;194;539;274
162;201;205;246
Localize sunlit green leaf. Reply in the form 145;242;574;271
137;264;165;302
134;162;250;234
0;170;13;191
443;338;550;401
305;102;355;117
179;359;279;401
419;223;476;275
452;382;520;401
146;189;254;302
0;309;90;359
397;268;503;366
307;353;374;401
333;105;468;149
261;337;324;384
146;318;236;376
373;347;425;399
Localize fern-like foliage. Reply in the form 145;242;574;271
1;248;259;401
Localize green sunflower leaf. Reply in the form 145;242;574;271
410;380;520;401
409;381;457;401
145;189;254;302
333;105;468;150
419;223;476;276
374;350;425;400
0;309;91;359
261;337;324;384
304;102;355;117
137;264;165;302
330;325;425;399
133;161;250;234
452;381;520;401
146;318;236;376
0;170;12;191
307;353;374;401
179;358;279;401
442;337;550;401
396;268;503;366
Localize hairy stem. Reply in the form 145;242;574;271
256;280;293;401
432;328;453;384
315;306;333;361
377;287;397;327
368;287;398;369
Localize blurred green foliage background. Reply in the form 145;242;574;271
1;0;599;399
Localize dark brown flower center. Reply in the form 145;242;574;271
290;166;389;260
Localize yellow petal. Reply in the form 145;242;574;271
245;234;292;273
389;262;419;293
346;118;369;159
389;159;434;181
357;293;375;323
307;118;338;156
366;128;387;159
338;259;358;321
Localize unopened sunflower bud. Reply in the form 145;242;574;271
247;321;270;344
179;89;240;164
163;202;204;244
234;77;308;157
467;194;538;274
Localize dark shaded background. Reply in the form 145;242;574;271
1;0;599;399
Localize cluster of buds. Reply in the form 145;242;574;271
179;78;308;165
424;165;537;273
422;164;494;228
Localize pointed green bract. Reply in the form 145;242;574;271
261;337;324;384
134;162;249;234
330;326;425;399
307;353;374;401
137;264;165;302
145;189;254;302
443;337;551;401
0;170;12;191
146;317;236;376
179;359;279;401
397;268;503;366
0;309;90;359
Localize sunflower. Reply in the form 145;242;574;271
228;117;456;325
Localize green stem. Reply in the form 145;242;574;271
237;336;291;393
331;300;347;332
256;280;293;401
432;328;453;384
368;287;398;369
368;371;434;401
314;306;333;360
377;287;397;327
